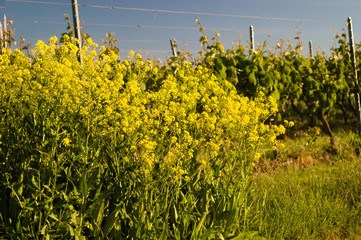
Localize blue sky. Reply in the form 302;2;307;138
3;0;361;60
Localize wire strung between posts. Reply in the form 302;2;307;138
20;20;235;31
7;0;70;6
117;39;199;44
7;0;335;23
17;20;328;35
119;49;199;53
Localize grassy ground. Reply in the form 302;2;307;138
246;128;361;239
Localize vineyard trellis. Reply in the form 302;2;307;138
2;0;351;57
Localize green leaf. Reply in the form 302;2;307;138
103;208;120;237
228;231;265;240
87;167;99;187
249;72;257;86
200;227;217;240
48;213;59;221
65;223;74;236
93;199;105;238
41;225;47;235
172;203;178;222
159;221;169;240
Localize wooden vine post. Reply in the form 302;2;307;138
0;21;3;54
309;40;313;58
3;13;6;50
347;17;361;136
170;39;178;57
249;25;254;56
71;0;83;65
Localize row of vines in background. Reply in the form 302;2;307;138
169;20;361;146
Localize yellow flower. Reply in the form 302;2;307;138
254;152;261;160
62;138;71;147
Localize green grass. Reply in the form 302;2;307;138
246;129;361;239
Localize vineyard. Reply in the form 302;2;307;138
1;17;361;239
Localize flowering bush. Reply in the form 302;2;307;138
0;36;284;239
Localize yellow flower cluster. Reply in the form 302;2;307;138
0;36;284;184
